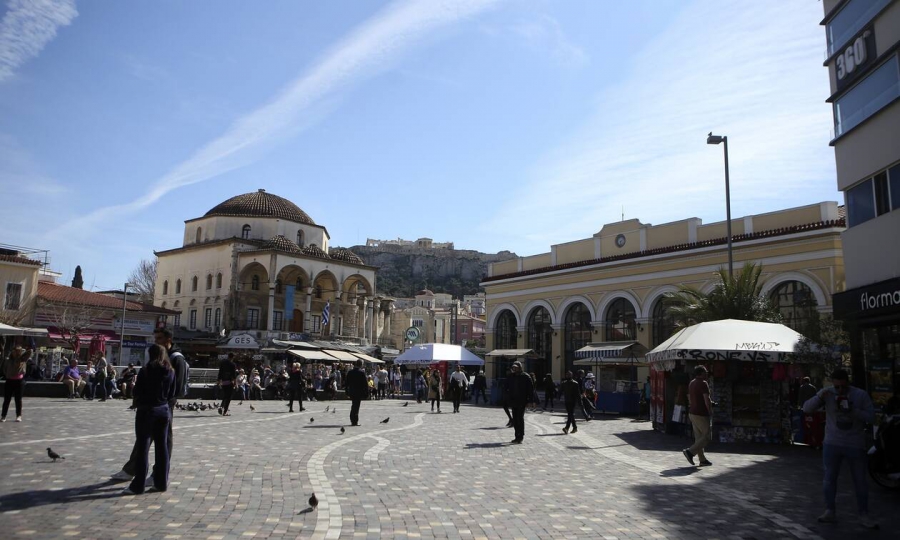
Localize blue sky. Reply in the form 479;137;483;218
0;0;838;291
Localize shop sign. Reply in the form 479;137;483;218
122;340;148;348
405;326;421;343
835;27;875;91
833;277;900;319
222;333;260;349
116;317;156;334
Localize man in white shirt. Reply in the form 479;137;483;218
449;364;469;413
376;367;389;400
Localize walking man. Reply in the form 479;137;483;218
346;360;367;426
376;366;389;400
682;366;713;467
217;353;237;416
472;371;487;404
803;369;877;528
506;361;534;444
449;364;468;413
112;328;188;482
560;371;581;434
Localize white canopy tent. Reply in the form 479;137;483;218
646;319;806;370
394;343;485;366
0;323;47;337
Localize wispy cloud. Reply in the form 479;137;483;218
511;15;588;67
0;0;77;83
50;0;502;241
0;132;70;195
484;0;835;251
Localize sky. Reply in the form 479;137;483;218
0;0;839;291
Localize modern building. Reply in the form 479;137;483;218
481;202;846;386
153;189;391;355
821;0;900;408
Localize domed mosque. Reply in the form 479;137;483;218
153;189;394;362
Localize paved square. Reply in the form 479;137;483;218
0;398;897;539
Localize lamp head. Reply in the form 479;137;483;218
707;132;725;145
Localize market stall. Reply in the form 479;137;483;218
646;319;814;444
574;341;647;415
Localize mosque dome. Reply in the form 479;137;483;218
205;189;316;225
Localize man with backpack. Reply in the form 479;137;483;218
112;328;188;482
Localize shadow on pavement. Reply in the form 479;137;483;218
0;480;127;512
464;442;506;449
659;467;700;477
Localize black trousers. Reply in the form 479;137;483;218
451;389;462;412
221;384;233;414
94;374;107;400
350;398;361;425
129;406;170;494
503;401;512;421
511;405;526;441
2;379;24;418
473;387;487;404
288;387;303;411
431;397;441;411
124;402;174;477
544;391;554;409
564;402;577;431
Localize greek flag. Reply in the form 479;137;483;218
322;300;331;326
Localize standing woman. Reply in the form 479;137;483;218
287;362;305;412
415;369;426;404
428;370;443;413
123;344;176;495
2;347;31;422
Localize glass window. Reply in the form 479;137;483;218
189;309;197;330
564;303;592;375
246;308;260;329
890;164;900;211
4;282;22;310
206;274;213;290
162;280;168;296
216;273;222;289
191;276;198;292
412;319;424;328
652;299;677;347
173;313;181;328
827;0;891;56
273;310;283;331
461;324;468;334
275;280;282;294
214;308;221;329
175;279;181;294
297;230;304;247
834;56;900;136
251;275;260;291
605;298;636;341
295;277;304;290
204;308;212;328
526;307;552;386
311;314;322;333
770;281;818;335
196;227;202;244
315;285;322;299
495;310;517;349
847;179;875;227
874;171;890;216
242;225;251;239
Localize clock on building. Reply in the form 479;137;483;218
615;234;626;248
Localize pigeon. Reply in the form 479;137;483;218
332;409;336;414
250;404;256;412
308;493;318;509
47;448;64;462
239;400;243;405
340;427;345;434
309;417;314;423
380;417;390;424
402;402;408;407
325;405;330;412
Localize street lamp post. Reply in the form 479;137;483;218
707;132;733;279
119;283;132;366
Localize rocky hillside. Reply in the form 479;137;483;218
344;245;517;298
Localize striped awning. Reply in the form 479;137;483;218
287;349;338;362
322;349;358;362
486;349;534;357
574;341;646;360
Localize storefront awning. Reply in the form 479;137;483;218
352;352;385;364
47;328;120;343
271;339;319;349
323;349;359;362
287;349;338;362
575;341;646;359
486;349;534;357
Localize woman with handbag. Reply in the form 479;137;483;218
2;347;31;422
428;370;443;413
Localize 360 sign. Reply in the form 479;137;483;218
835;30;874;89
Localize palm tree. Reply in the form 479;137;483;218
665;262;781;327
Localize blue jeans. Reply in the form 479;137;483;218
822;444;868;514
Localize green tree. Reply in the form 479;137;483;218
665;262;782;327
793;311;850;375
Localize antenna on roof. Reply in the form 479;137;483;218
622;206;625;221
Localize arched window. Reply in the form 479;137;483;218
161;301;167;309
173;300;180;308
242;224;251;239
196;227;202;244
206;274;213;290
216;273;222;289
652;299;677;347
214;308;222;329
564;303;592;374
495;310;517;350
605;298;636;341
175;279;181;294
296;230;304;247
162;280;168;295
770;281;818;334
251;275;260;291
296;277;304;291
191;276;198;292
526;307;552;385
275;279;282;294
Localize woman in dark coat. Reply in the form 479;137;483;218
287;362;305;412
428;371;443;413
123;344;175;495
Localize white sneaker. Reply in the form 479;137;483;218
15;417;22;422
817;509;836;523
0;417;6;422
111;470;134;481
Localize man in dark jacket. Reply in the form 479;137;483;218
217;353;237;416
472;371;487;404
345;360;368;426
112;328;188;482
560;371;582;434
506;361;535;444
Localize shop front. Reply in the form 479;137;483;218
574;341;648;415
834;277;900;417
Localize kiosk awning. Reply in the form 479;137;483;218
322;349;358;362
352;352;384;364
486;349;534;357
271;339;319;349
287;349;338;362
574;341;647;365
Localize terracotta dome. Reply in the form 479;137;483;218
205;189;316;225
329;248;364;265
262;235;302;253
301;244;330;259
416;289;435;296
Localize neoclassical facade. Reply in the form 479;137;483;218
154;189;392;345
481;202;846;384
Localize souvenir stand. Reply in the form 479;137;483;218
646;319;811;445
395;343;485;395
573;341;648;415
484;349;537;405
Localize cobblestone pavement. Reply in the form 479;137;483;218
0;398;897;540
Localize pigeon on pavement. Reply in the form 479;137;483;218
47;448;64;462
332;409;336;414
308;493;318;509
380;417;390;424
249;404;256;412
325;405;330;412
403;402;408;407
309;417;314;423
340;427;345;434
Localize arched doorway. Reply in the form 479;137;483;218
651;298;678;347
526;307;552;388
564;303;592;374
770;280;818;334
605;297;637;341
494;310;518;375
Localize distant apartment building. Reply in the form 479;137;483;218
821;0;900;408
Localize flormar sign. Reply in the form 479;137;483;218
833;277;900;319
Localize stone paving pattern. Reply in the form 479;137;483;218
0;398;897;539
